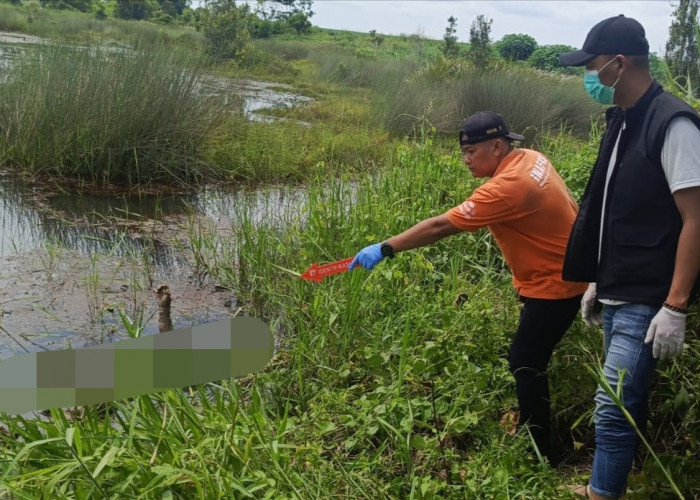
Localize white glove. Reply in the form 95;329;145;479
581;283;602;327
644;306;686;361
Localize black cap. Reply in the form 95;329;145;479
459;111;524;146
560;14;649;67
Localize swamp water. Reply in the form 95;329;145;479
0;176;310;361
0;37;316;359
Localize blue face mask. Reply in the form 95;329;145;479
584;57;620;105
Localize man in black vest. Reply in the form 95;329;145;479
560;15;700;500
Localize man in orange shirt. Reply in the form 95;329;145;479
350;111;587;465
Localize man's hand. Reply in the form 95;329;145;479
349;243;384;270
644;307;686;360
581;283;602;327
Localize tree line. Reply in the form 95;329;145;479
6;0;700;92
0;0;314;34
442;6;700;94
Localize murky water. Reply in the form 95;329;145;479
0;36;316;359
0;177;313;359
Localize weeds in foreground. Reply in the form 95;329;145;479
0;122;697;500
587;363;685;499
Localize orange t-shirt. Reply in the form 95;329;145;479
447;148;587;299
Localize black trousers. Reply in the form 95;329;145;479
508;294;582;463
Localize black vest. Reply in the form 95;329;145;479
563;82;700;305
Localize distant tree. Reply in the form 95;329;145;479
250;16;286;37
528;44;579;75
164;0;188;16
201;0;252;60
115;0;157;20
665;0;700;93
159;0;177;17
287;10;310;35
496;33;537;61
41;0;94;12
649;52;667;82
442;15;459;58
468;14;493;68
257;0;313;20
95;2;107;18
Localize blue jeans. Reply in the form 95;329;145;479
590;303;658;498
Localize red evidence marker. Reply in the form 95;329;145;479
300;257;357;282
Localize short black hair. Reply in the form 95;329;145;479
628;54;649;70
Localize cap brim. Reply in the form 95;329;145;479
505;132;525;142
559;50;595;67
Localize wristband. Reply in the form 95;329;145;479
662;302;688;315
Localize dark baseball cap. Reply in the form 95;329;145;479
459;111;524;146
560;14;649;67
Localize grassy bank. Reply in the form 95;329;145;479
2;134;697;498
0;2;201;48
371;59;603;141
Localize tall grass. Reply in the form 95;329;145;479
203;91;393;183
310;46;418;89
0;3;29;33
0;2;203;48
0;41;227;186
1;134;698;497
374;59;604;143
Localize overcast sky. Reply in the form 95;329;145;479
306;1;675;55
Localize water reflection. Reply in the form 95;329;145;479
0;175;312;260
0;174;43;256
0;33;318;357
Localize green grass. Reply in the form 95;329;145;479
1;130;698;499
203;85;392;182
0;2;203;48
373;58;604;141
0;40;228;186
0;6;698;497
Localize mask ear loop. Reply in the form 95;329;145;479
600;57;622;89
597;56;617;73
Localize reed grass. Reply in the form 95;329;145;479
203;91;393;183
0;40;227;186
0;2;202;48
0;4;28;33
373;60;604;143
310;46;418;89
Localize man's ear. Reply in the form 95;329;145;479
494;138;506;156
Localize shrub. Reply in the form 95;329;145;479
528;44;579;76
374;63;604;142
496;33;538;61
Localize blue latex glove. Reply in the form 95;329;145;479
349;243;384;270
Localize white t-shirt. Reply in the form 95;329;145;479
597;116;700;304
661;116;700;192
